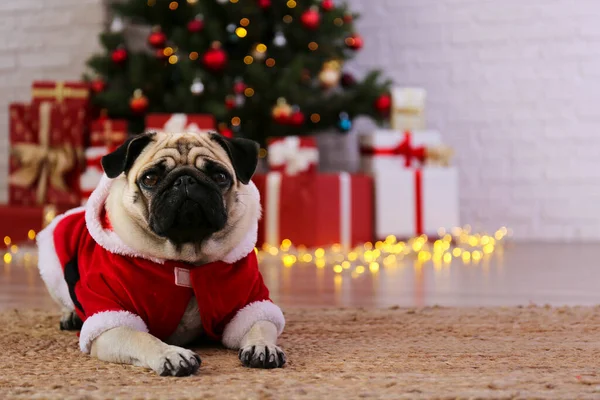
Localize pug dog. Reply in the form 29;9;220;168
37;131;286;376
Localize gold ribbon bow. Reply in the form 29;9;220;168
9;102;76;204
425;145;454;167
31;81;89;103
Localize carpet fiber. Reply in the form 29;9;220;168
1;306;599;399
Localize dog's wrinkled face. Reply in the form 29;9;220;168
101;131;260;262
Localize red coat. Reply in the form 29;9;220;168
37;175;284;353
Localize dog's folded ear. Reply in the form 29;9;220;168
102;133;155;179
211;134;259;184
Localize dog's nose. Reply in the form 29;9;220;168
173;175;197;187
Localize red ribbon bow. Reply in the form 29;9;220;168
361;131;426;167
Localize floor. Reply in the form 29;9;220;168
2;242;600;311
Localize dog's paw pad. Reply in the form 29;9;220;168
239;344;286;369
155;347;201;377
59;311;82;331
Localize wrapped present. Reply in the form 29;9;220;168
253;173;373;249
9;102;85;207
89;118;128;150
267;136;319;176
146;113;215;133
360;130;458;239
360;130;453;173
31;81;90;107
391;87;426;131
0;204;68;244
80;147;107;203
371;167;459;239
80;119;128;203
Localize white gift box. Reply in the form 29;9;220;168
391;87;426;131
360;129;459;239
359;129;441;173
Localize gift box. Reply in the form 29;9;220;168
253;173;373;249
80;119;128;203
360;130;459;239
267;136;318;176
31;81;90;107
371;167;459;239
360;129;447;173
9;102;85;207
146;113;215;133
89;118;128;150
391;87;426;131
0;204;68;244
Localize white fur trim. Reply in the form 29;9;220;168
79;310;148;353
222;300;285;349
85;175;164;263
36;207;86;311
221;181;260;263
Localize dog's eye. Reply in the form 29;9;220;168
211;172;230;187
141;173;159;188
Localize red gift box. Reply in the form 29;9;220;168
80;119;128;203
253;173;373;249
31;81;90;107
146;113;215;133
267;136;318;176
9;102;85;207
89;118;128;150
0;204;69;244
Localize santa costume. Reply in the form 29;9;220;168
37;175;284;353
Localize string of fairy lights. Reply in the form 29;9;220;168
257;226;510;277
3;224;510;274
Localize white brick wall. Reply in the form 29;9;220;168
346;0;600;241
0;0;104;203
2;0;600;241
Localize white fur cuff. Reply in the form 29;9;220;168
79;310;148;353
222;300;285;349
37;207;85;311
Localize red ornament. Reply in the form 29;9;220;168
290;110;305;126
203;42;228;72
343;13;353;23
225;95;236;110
258;0;271;8
273;114;290;125
220;128;233;138
187;19;204;33
300;7;321;30
155;48;167;60
90;79;106;93
341;72;356;88
346;33;363;50
233;80;246;94
321;0;334;11
111;48;128;64
130;89;149;114
148;29;167;48
374;93;391;115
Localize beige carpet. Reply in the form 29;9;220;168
1;306;600;399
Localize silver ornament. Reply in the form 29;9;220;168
110;17;124;33
273;31;287;47
190;78;205;95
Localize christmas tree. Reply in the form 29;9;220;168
86;0;391;144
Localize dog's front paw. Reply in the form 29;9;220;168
152;346;201;377
239;344;286;369
59;311;82;331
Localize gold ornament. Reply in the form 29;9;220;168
271;97;292;119
318;60;342;89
